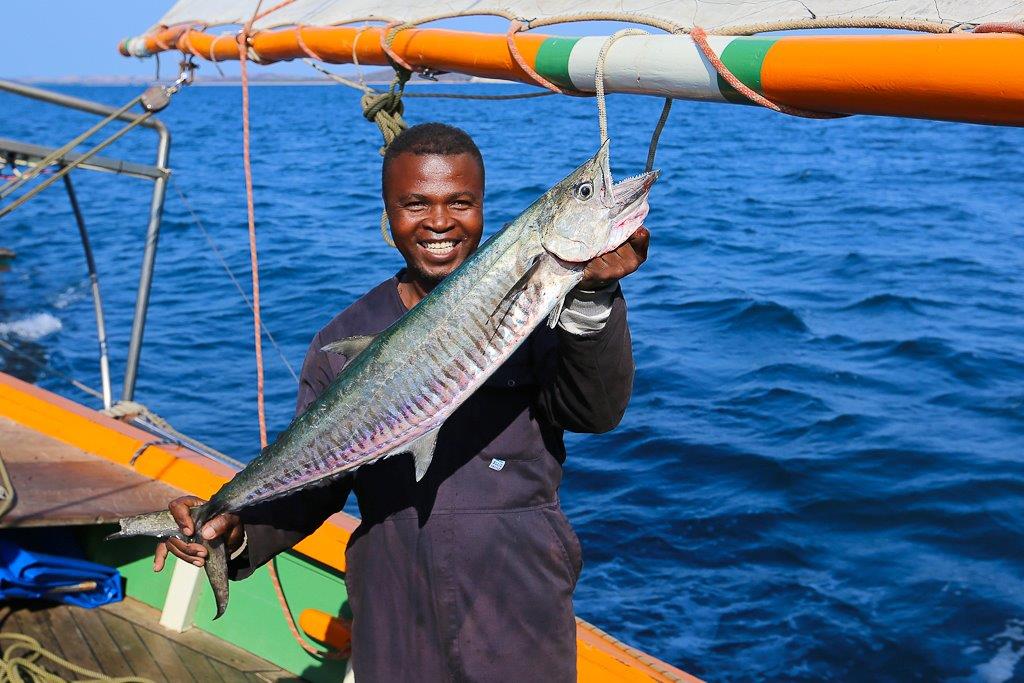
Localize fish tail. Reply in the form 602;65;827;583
106;502;230;619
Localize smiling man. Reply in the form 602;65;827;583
155;123;649;682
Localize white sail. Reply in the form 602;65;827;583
157;0;1024;32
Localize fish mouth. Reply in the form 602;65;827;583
610;169;658;232
611;170;659;214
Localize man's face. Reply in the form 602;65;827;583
383;152;484;287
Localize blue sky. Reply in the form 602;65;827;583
1;2;644;79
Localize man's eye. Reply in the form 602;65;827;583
451;201;470;209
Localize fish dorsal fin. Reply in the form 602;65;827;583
406;426;441;482
321;334;376;367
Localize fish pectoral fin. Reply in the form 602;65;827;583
406;426;441;482
547;297;565;329
488;256;541;340
202;535;230;620
321;335;377;367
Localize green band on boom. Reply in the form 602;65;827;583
534;37;581;89
718;37;775;105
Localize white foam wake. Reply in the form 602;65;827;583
0;312;63;340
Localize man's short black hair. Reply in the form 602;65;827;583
382;122;484;193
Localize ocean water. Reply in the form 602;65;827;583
2;84;1023;681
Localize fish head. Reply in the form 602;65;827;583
539;140;659;263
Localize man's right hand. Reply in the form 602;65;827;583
152;496;245;572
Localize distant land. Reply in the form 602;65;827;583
17;69;514;87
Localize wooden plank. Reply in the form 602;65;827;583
132;621;198;683
12;605;66;661
173;643;227;683
43;605;103;673
98;608;167;681
106;598;281;673
209;658;254;683
67;605;135;678
0;415;182;527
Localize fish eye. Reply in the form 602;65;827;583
575;181;594;201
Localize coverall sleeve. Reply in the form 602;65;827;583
534;286;635;434
228;337;353;581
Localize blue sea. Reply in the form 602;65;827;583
2;83;1022;681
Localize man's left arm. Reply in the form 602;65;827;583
535;227;649;434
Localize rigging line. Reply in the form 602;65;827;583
170;178;299;383
240;3;344;661
0;94;144;200
238;9;268;450
0;337;105;400
303;59;554;100
689;27;847;119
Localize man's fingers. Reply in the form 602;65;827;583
200;512;242;541
153;542;168;572
626;226;650;262
168;495;205;536
166;536;207;566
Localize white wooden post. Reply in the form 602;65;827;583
159;556;203;632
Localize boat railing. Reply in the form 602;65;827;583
0;80;170;407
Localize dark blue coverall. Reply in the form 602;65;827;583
229;271;635;682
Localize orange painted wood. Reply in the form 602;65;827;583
298;608;351;652
128;26;548;83
762;33;1024;126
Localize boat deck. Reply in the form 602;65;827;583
0;414;183;527
0;597;294;682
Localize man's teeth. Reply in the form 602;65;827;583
422;240;458;254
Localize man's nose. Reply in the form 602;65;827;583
422;204;455;232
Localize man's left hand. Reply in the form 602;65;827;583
579;226;649;290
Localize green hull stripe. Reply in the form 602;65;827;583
534;37;580;89
718;37;776;105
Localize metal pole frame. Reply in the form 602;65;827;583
0;80;170;403
62;173;113;409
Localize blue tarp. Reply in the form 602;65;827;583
0;538;122;608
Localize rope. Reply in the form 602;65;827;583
304;59;554;101
645;97;673;173
238;5;269;451
0;451;14;522
103;400;173;432
506;21;581;95
973;22;1024;34
0;629;152;683
690;27;846;119
713;16;955;36
0;337;104;400
595;29;650;146
238;0;344;661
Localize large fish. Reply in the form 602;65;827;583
108;141;657;618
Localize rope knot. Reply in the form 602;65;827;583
360;68;412;156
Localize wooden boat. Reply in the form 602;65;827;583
4;1;1024;679
0;81;696;681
